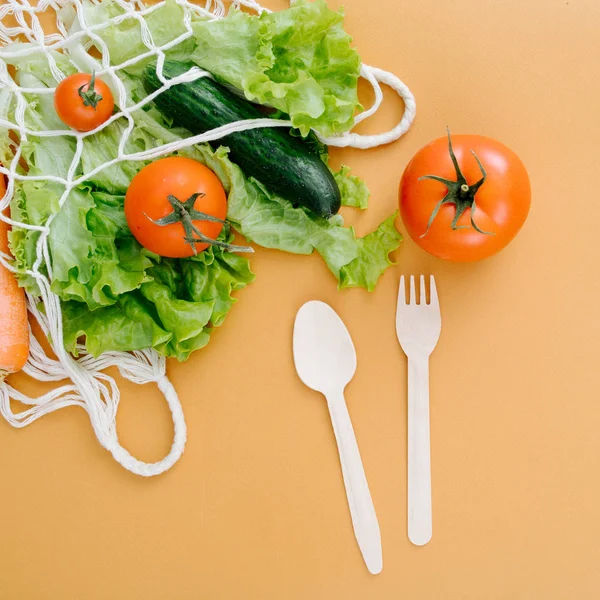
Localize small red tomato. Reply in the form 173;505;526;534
125;157;227;258
54;72;114;132
399;131;531;262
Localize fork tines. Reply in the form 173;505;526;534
398;275;439;307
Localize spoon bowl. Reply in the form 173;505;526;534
293;301;357;394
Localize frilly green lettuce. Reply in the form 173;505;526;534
192;0;362;136
62;233;255;361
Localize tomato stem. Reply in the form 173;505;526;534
418;129;494;238
78;71;103;110
147;193;254;255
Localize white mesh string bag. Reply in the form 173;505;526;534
0;0;415;477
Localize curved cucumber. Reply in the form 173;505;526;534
142;61;341;218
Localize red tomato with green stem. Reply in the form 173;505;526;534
399;131;531;262
54;72;114;132
125;156;252;258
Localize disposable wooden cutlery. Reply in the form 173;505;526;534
396;275;441;546
293;301;383;574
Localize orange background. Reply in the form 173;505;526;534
1;0;600;598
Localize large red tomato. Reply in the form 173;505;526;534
125;157;227;258
399;132;531;261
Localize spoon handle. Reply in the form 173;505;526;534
325;390;382;575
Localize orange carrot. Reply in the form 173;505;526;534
0;174;29;376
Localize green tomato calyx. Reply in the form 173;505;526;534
419;129;494;238
146;193;254;255
78;71;104;110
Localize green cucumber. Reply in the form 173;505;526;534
142;61;341;218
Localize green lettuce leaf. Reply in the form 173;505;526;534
5;67;78;294
62;234;255;361
191;0;362;136
339;213;402;291
71;0;199;76
13;178;154;310
184;245;255;327
62;293;172;358
0;89;14;166
334;165;370;209
80;119;151;194
139;277;214;360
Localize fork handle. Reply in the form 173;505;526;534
407;354;432;546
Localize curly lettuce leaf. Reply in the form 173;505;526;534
139;278;214;360
339;213;401;291
62;235;255;361
4;66;78;293
334;166;370;209
184;245;255;327
12;178;154;309
62;293;172;358
191;0;362;136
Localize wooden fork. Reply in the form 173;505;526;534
396;275;441;546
